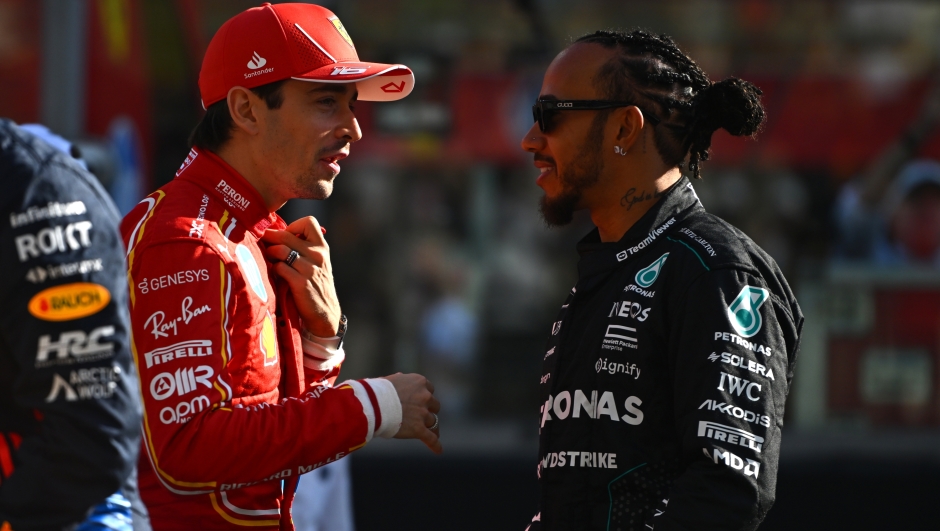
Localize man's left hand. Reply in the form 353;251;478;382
262;216;341;337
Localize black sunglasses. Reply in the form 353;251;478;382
531;99;661;133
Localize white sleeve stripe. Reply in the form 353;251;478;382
364;378;402;439
300;335;343;361
302;350;345;371
339;380;374;443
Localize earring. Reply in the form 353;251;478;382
614;146;627;156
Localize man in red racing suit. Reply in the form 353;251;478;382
120;3;441;529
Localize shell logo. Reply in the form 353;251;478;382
260;313;278;367
28;282;111;321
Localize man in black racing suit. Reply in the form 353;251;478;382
521;31;802;530
0;119;145;530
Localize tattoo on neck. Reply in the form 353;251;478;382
620;188;663;210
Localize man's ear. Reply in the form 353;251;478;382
227;86;261;136
614;106;645;152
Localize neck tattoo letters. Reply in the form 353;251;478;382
620;188;664;211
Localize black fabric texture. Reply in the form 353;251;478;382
0;119;144;530
530;176;803;531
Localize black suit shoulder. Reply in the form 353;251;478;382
665;210;801;325
0;119;119;225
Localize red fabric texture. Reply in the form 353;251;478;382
198;3;412;107
121;148;368;529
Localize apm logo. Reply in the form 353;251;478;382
635;253;669;288
726;286;769;338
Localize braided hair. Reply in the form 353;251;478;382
574;30;764;179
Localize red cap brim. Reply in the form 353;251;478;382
293;63;414;102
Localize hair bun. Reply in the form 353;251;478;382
696;78;765;137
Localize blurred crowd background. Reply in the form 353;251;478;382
3;0;940;529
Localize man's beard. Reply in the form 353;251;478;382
539;114;607;227
291;141;349;200
293;170;333;200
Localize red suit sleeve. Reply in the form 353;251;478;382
127;238;374;494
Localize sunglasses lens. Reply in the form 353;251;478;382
532;104;544;132
534;102;554;132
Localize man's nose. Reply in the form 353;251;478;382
339;112;362;143
521;122;544;153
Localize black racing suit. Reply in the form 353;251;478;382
0;120;143;530
529;176;803;531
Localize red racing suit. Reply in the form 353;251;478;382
120;148;400;529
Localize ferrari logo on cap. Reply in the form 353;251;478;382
330;17;354;49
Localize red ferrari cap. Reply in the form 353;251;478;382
198;2;414;108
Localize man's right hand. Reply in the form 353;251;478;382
384;373;442;454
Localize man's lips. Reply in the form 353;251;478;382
319;152;348;174
534;156;555;185
320;152;348;164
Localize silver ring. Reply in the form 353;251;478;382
429;413;439;431
285;250;299;267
